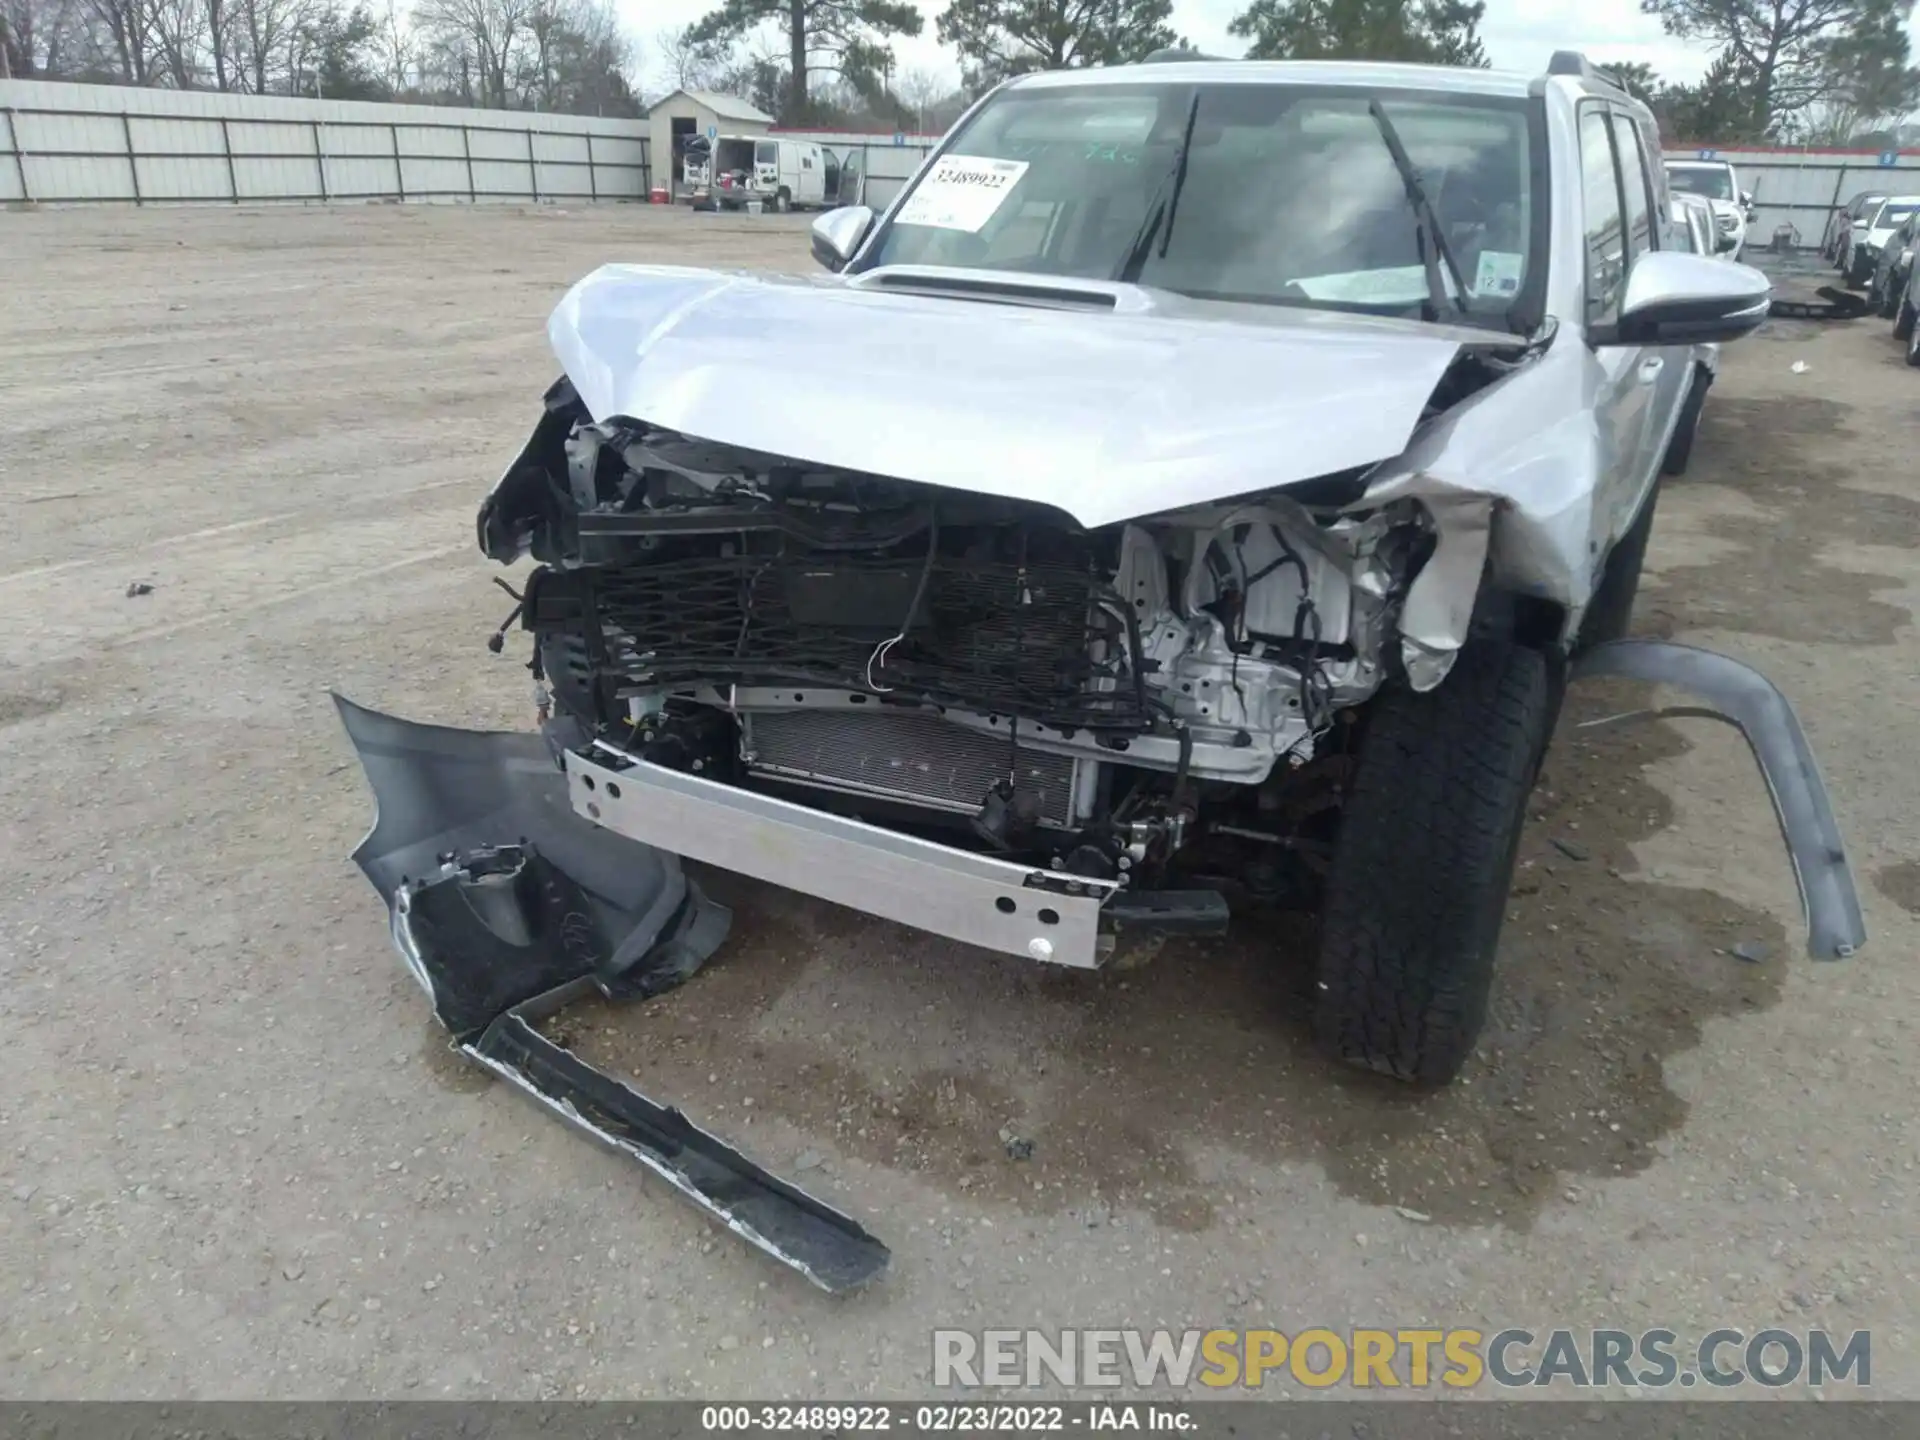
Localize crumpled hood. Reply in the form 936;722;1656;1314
547;264;1480;530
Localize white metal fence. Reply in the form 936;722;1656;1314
0;79;652;206
11;82;1915;248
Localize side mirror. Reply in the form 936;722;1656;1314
811;205;875;272
1600;250;1771;347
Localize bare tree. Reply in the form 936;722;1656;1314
653;20;728;90
413;0;536;105
230;0;308;88
374;0;409;86
77;0;154;82
893;62;941;129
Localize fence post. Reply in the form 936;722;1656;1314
392;122;406;201
122;111;142;205
2;107;28;203
527;126;539;202
585;131;597;202
1825;163;1850;250
312;119;328;201
461;125;475;202
218;116;238;203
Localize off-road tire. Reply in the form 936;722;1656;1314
1313;642;1553;1085
1661;371;1709;477
1896;299;1917;342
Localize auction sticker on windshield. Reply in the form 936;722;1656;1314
1474;250;1524;297
895;156;1030;232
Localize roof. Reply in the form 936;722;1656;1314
655;88;773;124
1008;59;1538;100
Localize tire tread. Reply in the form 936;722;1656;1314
1313;644;1551;1085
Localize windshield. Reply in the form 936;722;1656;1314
862;82;1539;329
1667;165;1734;201
1871;202;1918;230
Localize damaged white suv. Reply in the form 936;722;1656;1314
338;52;1863;1291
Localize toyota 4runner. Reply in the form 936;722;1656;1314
337;51;1864;1292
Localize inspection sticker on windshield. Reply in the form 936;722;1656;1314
894;156;1029;232
1474;250;1524;297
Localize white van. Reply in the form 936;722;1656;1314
689;135;827;212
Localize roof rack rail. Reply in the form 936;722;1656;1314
1547;49;1626;90
1143;46;1224;62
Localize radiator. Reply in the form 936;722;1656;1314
740;708;1083;827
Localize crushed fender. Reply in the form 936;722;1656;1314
333;695;891;1293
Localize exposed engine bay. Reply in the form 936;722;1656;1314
480;379;1443;905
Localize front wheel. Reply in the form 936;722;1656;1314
1847;250;1874;288
1881;275;1902;319
1896;298;1916;341
1313;642;1554;1085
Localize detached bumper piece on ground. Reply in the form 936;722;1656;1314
332;696;890;1294
334;637;1861;1293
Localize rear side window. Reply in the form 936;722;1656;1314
1579;108;1625;325
1608;113;1654;260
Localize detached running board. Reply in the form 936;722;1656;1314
334;695;890;1293
1569;640;1866;961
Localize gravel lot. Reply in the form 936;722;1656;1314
3;204;1918;1400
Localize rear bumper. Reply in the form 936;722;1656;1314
565;741;1122;968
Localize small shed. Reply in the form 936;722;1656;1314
648;89;775;193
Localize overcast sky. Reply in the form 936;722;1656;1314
620;0;1745;100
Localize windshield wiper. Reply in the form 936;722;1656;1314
1366;99;1470;323
1116;89;1202;284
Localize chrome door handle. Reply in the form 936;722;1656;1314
1639;357;1665;382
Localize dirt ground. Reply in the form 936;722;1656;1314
3;205;1918;1400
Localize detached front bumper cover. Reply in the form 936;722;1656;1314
333;695;890;1293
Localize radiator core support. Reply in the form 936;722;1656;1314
739;707;1085;827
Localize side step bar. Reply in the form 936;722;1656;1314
1570;639;1865;960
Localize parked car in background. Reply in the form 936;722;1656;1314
1662;194;1721;475
1897;254;1920;361
1670;192;1716;257
1840;194;1920;287
1665;157;1751;257
687;135;828;212
1867;210;1920;317
1824;190;1887;262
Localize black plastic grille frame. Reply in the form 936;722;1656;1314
588;550;1148;731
